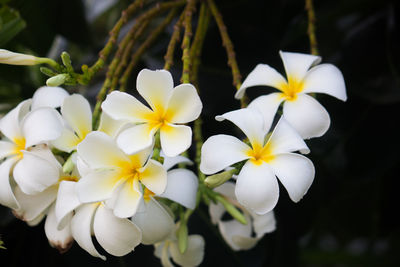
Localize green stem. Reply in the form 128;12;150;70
119;7;181;91
180;0;197;84
163;12;185;70
207;0;245;107
305;0;319;55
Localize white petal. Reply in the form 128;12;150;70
169;235;205;267
56;181;81;230
279;51;321;81
101;91;152;123
252;211;276;237
21;107;64;147
61;94;92;139
165;83;202;123
214;181;236;200
76;156;91;177
283;94;330;139
44;205;73;253
247;93;284;132
235;64;287;99
76;169;124;203
77;131;129;169
14;185;57;221
0;99;31;141
51;128;81;153
269;153;315;202
31;86;69;110
0;140;17;160
235;161;279;215
216;108;265;147
160;124;192;157
26;212;46;226
71;203;106;260
93;204;142;257
116;124;156;155
112;179;142;218
218;216;257;251
209;202;225;225
140;159;167;195
303;64;347;101
162;153;193;171
13;151;60;195
0;157;20;209
98;111;128;139
132;198;174;245
160;169;198;209
200;135;250;175
267;117;309;155
136;69;174;112
156;242;174;267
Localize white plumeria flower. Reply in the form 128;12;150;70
236;51;347;139
76;131;167;218
12;148;80;252
0;92;65;208
154;229;205;267
101;69;203;157
52;94;127;153
132;154;198;245
200;108;315;215
209;182;276;251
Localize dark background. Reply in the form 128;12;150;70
1;0;399;266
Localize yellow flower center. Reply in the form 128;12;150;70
247;142;275;165
280;76;304;101
143;188;155;202
12;137;26;158
145;107;173;132
58;175;79;183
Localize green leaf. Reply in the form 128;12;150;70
0;6;26;46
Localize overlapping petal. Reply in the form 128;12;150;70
235;161;279;215
52;128;81;153
140;159;167;195
117;123;156;155
165;83;202;123
132;198;174;245
159;169;198;209
61;94;92;139
283;94;330;139
93;204;142;257
44;204;73;253
56;181;81;230
216;108;265;147
200;134;250;175
98;111;128;139
160;124;192;157
279;51;321;81
112;179;142;218
247;93;284;132
269;153;315;202
0;99;31;141
136;69;174;112
235;64;287;99
31;86;69;110
0;141;16;160
0;157;19;209
102;91;153;123
169;235;205;267
303;64;347;101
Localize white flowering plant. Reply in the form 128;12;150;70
0;0;349;266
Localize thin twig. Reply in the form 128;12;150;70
163;13;185;70
180;0;197;84
305;0;319;55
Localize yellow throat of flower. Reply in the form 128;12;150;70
12;137;26;158
247;142;275;165
280;76;304;101
143;188;155;202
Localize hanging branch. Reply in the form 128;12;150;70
163;13;185;70
305;0;319;55
119;8;181;92
207;0;244;102
87;0;146;78
180;0;197;84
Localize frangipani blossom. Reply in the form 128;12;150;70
209;182;276;251
102;69;203;157
200;108;315;215
132;154;198;245
236;51;347;139
52;94;127;153
0;97;64;208
154;229;205;267
76;131;167;218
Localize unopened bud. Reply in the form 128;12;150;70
177;221;188;254
0;49;39;65
46;74;69;87
215;195;247;225
204;169;236;188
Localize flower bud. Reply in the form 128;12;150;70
204;169;237;188
0;49;39;65
46;74;69;87
215;195;247;225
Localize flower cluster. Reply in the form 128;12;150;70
0;69;203;265
0;51;346;265
201;51;346;247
